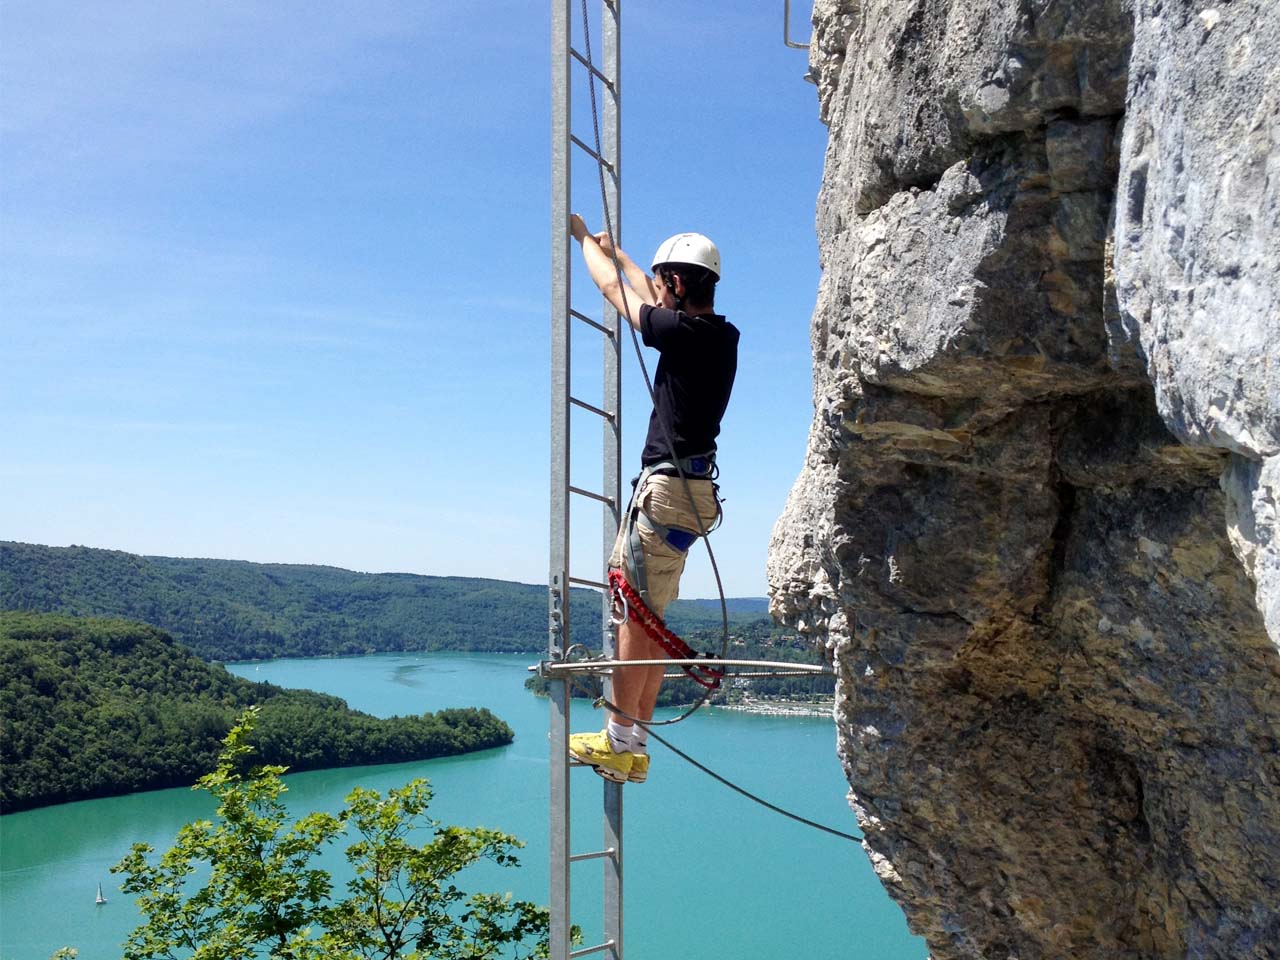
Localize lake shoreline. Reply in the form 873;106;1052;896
716;699;834;718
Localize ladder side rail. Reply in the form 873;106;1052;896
549;0;573;956
599;2;624;958
549;6;571;666
600;0;623;671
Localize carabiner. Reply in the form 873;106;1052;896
609;584;629;626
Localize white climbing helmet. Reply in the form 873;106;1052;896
651;232;721;279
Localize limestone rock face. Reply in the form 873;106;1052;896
770;2;1280;957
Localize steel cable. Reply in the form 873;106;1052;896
645;726;861;843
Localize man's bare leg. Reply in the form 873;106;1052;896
636;651;666;722
610;618;665;728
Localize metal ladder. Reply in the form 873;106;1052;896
548;1;623;958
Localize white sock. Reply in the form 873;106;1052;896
606;719;631;753
630;725;649;755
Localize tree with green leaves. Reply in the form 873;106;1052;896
112;707;552;959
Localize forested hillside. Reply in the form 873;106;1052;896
0;541;767;661
0;611;513;813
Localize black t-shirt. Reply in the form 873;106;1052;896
638;303;740;466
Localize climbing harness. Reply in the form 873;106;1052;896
609;457;725;692
618;455;722;610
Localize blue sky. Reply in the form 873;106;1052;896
1;0;827;598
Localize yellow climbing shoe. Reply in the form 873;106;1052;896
627;753;649;783
568;730;633;784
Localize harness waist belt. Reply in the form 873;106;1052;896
621;453;723;608
645;452;716;479
652;467;712;480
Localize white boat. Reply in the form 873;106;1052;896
95;882;107;905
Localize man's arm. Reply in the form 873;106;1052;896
593;231;660;305
570;214;656;329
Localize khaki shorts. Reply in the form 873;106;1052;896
610;473;719;617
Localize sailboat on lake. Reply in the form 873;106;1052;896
95;882;107;905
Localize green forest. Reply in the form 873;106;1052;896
0;611;513;813
0;541;768;661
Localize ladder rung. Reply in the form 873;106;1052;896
571;135;615;173
568;485;615;506
568;576;608;590
569;396;614;421
570;308;613;336
570;941;616;959
569;847;616;863
569;48;615;90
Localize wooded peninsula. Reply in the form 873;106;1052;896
0;611;513;813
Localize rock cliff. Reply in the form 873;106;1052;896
767;2;1280;957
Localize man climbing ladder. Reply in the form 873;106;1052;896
567;213;740;784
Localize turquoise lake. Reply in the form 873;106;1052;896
0;653;926;959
